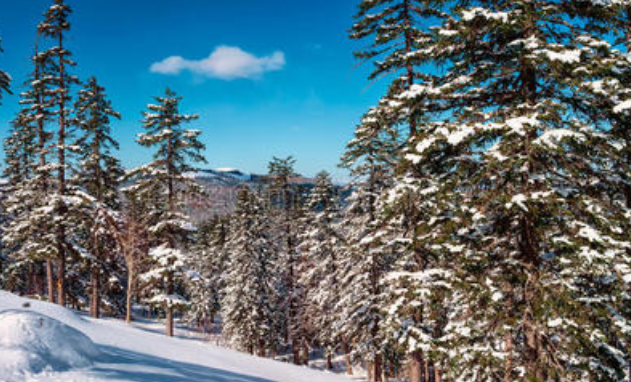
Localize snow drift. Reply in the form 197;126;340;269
0;310;99;380
0;292;353;382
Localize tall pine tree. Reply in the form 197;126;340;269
130;88;206;336
393;1;631;379
73;76;122;318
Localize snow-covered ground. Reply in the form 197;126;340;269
0;291;358;382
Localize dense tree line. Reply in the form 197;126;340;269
3;1;631;382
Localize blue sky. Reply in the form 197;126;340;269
0;0;385;181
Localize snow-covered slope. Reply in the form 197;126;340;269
0;292;354;382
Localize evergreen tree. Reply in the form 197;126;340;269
222;188;279;355
186;217;228;333
350;0;439;139
298;171;344;370
37;0;81;306
73;76;122;318
130;87;206;336
2;37;58;302
338;107;401;381
266;156;308;364
391;1;631;380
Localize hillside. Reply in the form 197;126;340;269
0;292;356;382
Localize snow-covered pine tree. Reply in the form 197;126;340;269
130;88;206;337
2;39;58;303
599;6;631;376
349;0;440;140
222;187;279;355
1;110;38;293
298;171;344;370
265;156;308;364
36;0;81;306
338;111;401;382
73;76;122;318
395;1;631;380
186;217;228;333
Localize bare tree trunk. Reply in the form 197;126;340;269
373;355;383;382
166;305;174;337
434;364;441;382
90;264;100;318
27;263;35;295
56;253;66;306
292;340;301;365
342;341;353;375
423;359;430;382
46;260;55;303
410;350;423;382
366;360;373;381
504;331;513;382
36;263;45;296
125;261;134;324
326;353;333;370
258;339;266;357
302;338;309;365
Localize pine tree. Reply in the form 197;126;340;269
37;0;81;306
350;0;440;140
222;188;279;355
266;156;309;364
130;87;206;337
186;217;228;333
298;171;345;370
392;1;631;380
338;106;401;381
1;109;38;293
73;76;122;318
2;37;57;302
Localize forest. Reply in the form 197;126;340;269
2;0;631;382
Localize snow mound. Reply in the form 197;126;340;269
0;310;99;380
0;291;87;327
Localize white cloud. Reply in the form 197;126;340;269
150;45;285;80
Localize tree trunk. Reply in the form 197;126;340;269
55;30;68;309
56;253;66;306
166;305;174;337
366;360;373;381
342;341;353;375
504;331;513;382
165;270;175;337
434;365;441;382
373;355;383;382
258;339;266;357
410;350;423;382
125;261;134;324
423;359;430;382
292;341;301;365
326;353;333;370
46;260;55;303
90;264;100;318
26;263;35;295
302;338;309;365
35;263;45;296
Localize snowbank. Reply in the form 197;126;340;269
0;292;353;382
0;310;99;380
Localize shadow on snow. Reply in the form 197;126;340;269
93;345;280;382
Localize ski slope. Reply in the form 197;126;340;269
0;291;355;382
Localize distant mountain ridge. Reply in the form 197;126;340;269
185;168;321;222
